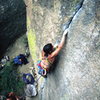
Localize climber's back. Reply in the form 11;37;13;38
41;43;55;70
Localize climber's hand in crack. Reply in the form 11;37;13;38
63;28;69;36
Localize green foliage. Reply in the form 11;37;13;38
0;60;25;96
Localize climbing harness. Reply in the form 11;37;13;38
37;44;58;77
37;60;47;76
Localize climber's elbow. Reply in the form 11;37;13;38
51;46;62;57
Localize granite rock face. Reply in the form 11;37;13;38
28;0;82;50
0;0;26;57
26;0;100;100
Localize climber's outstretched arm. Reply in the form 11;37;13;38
51;28;69;57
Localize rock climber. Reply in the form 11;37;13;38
37;28;69;76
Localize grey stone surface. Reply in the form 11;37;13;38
26;0;100;100
0;0;26;58
30;0;81;50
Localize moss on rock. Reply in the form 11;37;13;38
27;17;37;63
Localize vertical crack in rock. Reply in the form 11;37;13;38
63;0;85;30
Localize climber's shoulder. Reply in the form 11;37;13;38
50;46;61;57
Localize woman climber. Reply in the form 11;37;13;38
37;28;69;76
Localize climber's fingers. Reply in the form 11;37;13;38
63;28;69;36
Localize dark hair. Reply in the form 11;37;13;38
43;43;53;57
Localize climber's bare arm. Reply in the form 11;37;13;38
51;28;68;57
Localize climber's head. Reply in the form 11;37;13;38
43;43;53;57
